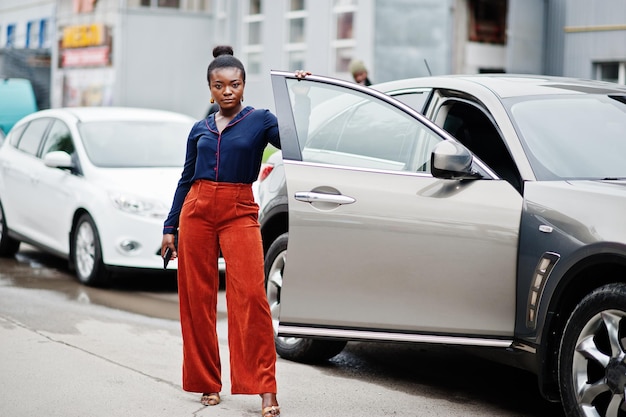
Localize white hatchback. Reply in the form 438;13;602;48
0;107;195;286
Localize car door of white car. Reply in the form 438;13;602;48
1;118;52;240
271;72;523;344
33;119;80;254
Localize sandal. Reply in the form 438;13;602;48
200;393;220;406
262;405;280;416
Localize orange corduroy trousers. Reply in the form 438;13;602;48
177;179;277;395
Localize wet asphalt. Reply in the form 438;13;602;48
0;245;565;417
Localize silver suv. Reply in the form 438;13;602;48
261;72;626;417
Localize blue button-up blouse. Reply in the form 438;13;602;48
163;106;280;234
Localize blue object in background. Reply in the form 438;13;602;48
0;78;38;135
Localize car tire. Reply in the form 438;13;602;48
0;201;20;257
72;213;109;287
264;232;347;363
558;283;626;417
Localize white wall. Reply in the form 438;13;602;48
464;42;506;74
118;9;213;119
506;0;545;74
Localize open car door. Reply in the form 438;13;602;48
270;70;522;348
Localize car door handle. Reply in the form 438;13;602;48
294;191;355;205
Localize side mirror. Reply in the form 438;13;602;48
43;151;74;170
431;140;482;180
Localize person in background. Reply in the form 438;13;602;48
161;45;308;417
349;59;372;86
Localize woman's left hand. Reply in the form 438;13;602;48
295;70;311;79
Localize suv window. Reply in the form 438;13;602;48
288;79;442;172
17;118;51;156
435;100;521;191
387;89;431;114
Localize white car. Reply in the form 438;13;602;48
0;107;195;286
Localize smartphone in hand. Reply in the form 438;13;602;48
163;247;173;269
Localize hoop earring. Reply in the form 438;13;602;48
210;97;215;103
241;96;244;102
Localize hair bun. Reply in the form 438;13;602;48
213;45;234;58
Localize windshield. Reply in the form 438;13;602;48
509;95;626;180
78;120;192;168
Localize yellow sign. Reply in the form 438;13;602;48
62;24;105;48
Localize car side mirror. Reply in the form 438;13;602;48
431;140;482;180
43;151;74;170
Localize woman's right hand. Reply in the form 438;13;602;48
161;233;177;260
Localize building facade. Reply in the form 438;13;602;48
0;0;55;110
1;0;625;116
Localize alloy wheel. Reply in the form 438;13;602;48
75;220;96;280
572;310;626;417
560;284;626;417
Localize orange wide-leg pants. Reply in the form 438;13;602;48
177;179;277;394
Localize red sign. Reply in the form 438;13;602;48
62;46;110;68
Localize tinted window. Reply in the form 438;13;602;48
17;118;50;156
287;79;442;172
41;120;75;156
436;100;521;191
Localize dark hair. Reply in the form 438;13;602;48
207;45;246;84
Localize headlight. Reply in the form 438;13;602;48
109;193;169;218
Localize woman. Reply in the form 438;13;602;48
162;45;306;416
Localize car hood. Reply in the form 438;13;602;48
524;179;626;244
89;167;182;204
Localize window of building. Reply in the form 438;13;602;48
595;62;626;85
287;50;306;71
248;21;262;44
214;0;229;44
468;0;507;45
157;0;180;7
288;16;305;43
243;0;264;75
290;0;305;10
249;0;262;14
138;0;180;7
187;0;212;11
286;0;307;71
26;20;48;49
133;0;210;10
247;51;262;74
40;19;50;48
331;0;357;72
335;10;353;39
26;21;36;48
6;24;16;48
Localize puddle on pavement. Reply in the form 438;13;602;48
0;245;181;321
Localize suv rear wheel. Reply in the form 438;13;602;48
559;283;626;417
264;232;347;363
